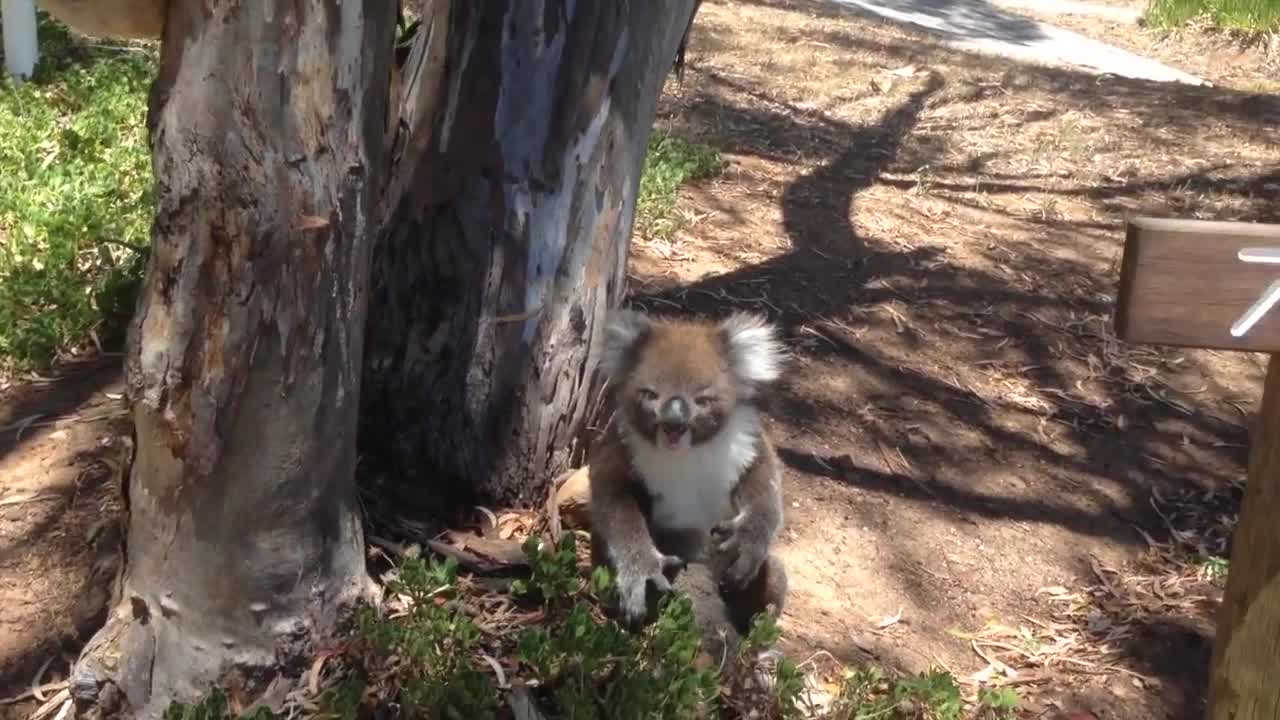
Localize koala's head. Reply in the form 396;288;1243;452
600;309;785;451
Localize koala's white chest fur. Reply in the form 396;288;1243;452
622;408;761;533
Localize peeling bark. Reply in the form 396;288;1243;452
361;0;701;514
71;2;395;718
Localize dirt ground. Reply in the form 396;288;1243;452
0;1;1276;718
0;361;127;719
630;1;1274;717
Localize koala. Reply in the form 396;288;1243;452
587;308;789;634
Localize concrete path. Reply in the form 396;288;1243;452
824;0;1208;85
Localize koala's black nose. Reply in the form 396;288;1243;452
659;397;690;427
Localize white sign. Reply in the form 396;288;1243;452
1230;248;1280;338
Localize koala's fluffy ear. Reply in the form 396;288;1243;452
599;309;653;378
719;312;785;389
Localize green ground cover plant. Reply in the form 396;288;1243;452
1145;0;1280;32
0;14;156;371
165;534;1020;719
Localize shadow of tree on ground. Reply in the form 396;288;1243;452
622;4;1272;714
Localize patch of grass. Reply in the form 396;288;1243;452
1144;0;1280;33
635;129;725;241
0;14;156;371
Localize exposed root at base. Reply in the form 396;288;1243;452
69;576;379;720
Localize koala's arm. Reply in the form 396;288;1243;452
589;464;653;561
734;446;784;538
714;439;784;587
588;430;684;625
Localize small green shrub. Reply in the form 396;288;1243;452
1199;554;1231;583
830;665;1019;720
512;532;720;719
0;13;157;371
326;534;722;719
168;535;1021;719
724;610;808;719
510;532;585;604
977;686;1020;717
353;554;500;719
635;130;725;241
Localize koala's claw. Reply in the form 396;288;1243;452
659;553;687;574
713;512;767;590
713;511;758;562
615;550;684;627
712;511;747;552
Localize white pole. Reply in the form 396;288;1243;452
2;0;40;81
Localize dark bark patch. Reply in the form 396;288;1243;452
129;596;150;624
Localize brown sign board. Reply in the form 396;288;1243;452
1116;217;1280;353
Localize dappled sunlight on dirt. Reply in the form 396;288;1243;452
0;363;127;717
628;0;1275;716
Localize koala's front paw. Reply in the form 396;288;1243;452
712;511;747;553
614;549;685;628
713;512;768;589
723;539;769;590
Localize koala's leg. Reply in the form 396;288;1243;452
589;526;644;626
715;553;788;635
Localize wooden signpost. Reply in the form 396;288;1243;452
1115;216;1280;720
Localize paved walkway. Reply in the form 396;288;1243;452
825;0;1208;85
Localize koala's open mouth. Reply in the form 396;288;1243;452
658;425;693;450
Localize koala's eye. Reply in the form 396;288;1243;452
637;388;659;402
694;395;717;408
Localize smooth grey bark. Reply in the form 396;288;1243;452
70;2;395;718
360;0;702;516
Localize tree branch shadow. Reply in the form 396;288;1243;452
627;11;1267;701
0;361;122;470
637;75;1251;536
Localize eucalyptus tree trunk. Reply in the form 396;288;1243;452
69;3;394;718
66;0;702;717
361;0;700;515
